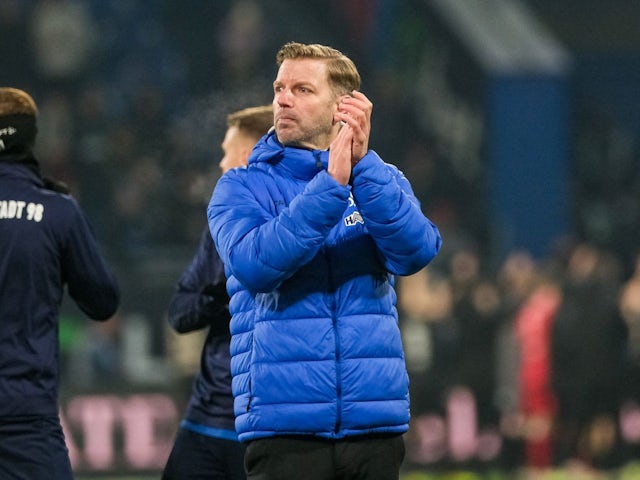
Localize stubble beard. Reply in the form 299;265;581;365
276;119;333;150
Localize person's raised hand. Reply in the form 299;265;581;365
334;91;372;165
328;121;354;186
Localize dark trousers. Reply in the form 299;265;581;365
244;435;405;480
162;427;247;480
0;415;73;480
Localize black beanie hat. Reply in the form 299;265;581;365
0;113;37;154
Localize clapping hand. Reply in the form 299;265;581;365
329;91;372;185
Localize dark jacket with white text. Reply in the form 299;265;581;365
0;161;119;417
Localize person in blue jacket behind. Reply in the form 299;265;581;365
208;42;442;480
0;87;120;480
162;105;274;480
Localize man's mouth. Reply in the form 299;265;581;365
276;115;296;124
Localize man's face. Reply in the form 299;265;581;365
273;58;339;150
219;126;255;174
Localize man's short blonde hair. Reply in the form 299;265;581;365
226;105;273;140
0;88;38;117
276;42;361;96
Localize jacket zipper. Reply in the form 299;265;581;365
325;245;342;434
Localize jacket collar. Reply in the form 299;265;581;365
0;160;44;187
249;130;329;181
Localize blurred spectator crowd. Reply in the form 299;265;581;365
0;0;484;263
399;235;640;472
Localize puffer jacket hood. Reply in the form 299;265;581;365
249;129;330;179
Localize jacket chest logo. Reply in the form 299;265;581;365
344;211;364;226
344;193;364;227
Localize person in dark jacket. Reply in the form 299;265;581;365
162;105;273;480
208;42;442;480
0;87;120;480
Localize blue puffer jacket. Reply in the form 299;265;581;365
207;131;441;442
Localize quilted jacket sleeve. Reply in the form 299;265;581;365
351;150;442;276
208;168;350;293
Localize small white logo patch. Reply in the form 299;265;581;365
344;211;364;226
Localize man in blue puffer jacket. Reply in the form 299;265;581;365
208;42;442;480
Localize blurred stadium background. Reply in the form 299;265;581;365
3;0;640;478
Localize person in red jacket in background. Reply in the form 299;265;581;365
515;279;561;468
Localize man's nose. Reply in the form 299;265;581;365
275;89;292;106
